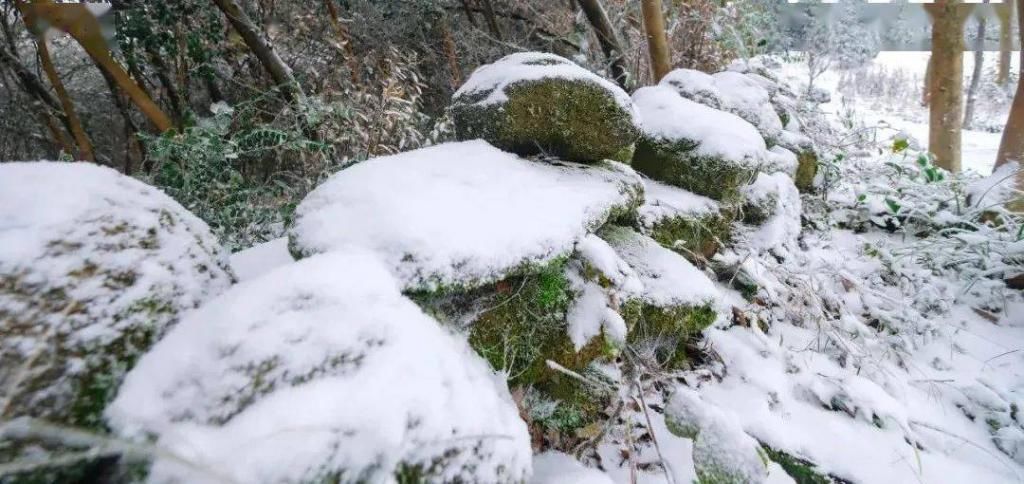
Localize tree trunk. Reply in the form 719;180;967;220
994;0;1024;211
996;0;1014;86
576;0;629;90
478;0;504;41
922;54;933;107
35;35;94;162
211;0;303;103
925;1;972;172
19;1;173;133
640;0;671;83
964;16;986;129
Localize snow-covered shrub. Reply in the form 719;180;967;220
106;250;531;483
450;52;639;163
638;177;732;263
288;140;643;292
0;162;233;479
631;85;763;202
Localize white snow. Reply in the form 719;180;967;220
0;161;232;414
531;452;614;484
712;71;784;142
454;52;638;121
566;235;639;350
766;146;799;177
600;226;719;308
739;172;803;251
659;68;724;109
229;237;293;281
106;250;531;483
632;85;766;167
289;140;642;291
638;177;721;231
966;161;1021;208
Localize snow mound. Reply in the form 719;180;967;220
659;68;724;109
599;226;719;308
289;140;643;291
766;146;798;177
633;85;765;166
0;161;233;426
566;235;639;350
712;71;784;144
739;172;802;251
229;236;293;281
106;250;531;483
531;451;614;484
638;177;721;230
454;52;636;120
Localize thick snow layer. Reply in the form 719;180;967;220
638;177;720;231
566;235;639;350
712;71;784;141
531;452;614;484
739;172;802;251
106;250;531;483
966;161;1021;207
453;52;637;121
633;85;766;166
289;140;643;291
766;146;799;177
600;226;718;308
0;161;232;419
229;236;293;281
659;68;724;109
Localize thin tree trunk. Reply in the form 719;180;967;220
964;16;986;129
35;35;94;162
922;54;933;107
925;1;972;172
459;0;478;26
576;0;629;90
996;0;1024;173
996;0;1014;86
439;16;462;89
98;65;143;174
478;0;504;41
212;0;303;103
640;0;671;83
323;0;360;85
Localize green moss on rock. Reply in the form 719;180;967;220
646;211;733;263
632;136;757;202
622;299;716;368
795;150;818;193
451;78;638;163
762;447;834;484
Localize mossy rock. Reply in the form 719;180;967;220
410;259;615;435
0;162;234;482
795;149;819;193
622;300;716;368
645;210;733;264
451;53;638;163
632;136;758;202
762;447;835;484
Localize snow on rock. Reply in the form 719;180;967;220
106;250;531;483
738;172;802;251
566;235;639;350
0;161;233;428
633;85;765;167
530;452;614;484
288;140;643;292
229;236;293;281
765;146;798;178
451;52;639;162
598;226;718;308
712;71;784;145
638;177;721;229
666;387;769;484
659;68;724;110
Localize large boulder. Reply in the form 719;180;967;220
451;52;639;163
659;68;724;110
288;140;643;292
631;85;764;202
0;162;233;480
638;177;731;263
105;250;532;483
711;71;784;147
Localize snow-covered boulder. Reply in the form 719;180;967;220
777;130;819;193
659;68;724;110
741;172;799;226
106;250;532;483
638;177;730;262
631;85;763;202
288;140;643;292
0;161;233;481
598;226;719;367
666;388;769;484
712;71;784;147
531;452;613;484
451;52;639;163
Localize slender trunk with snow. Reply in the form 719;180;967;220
36;36;94;162
996;0;1014;86
576;0;629;90
925;1;972;173
995;0;1024;211
964;16;986;129
212;0;303;103
640;0;671;83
